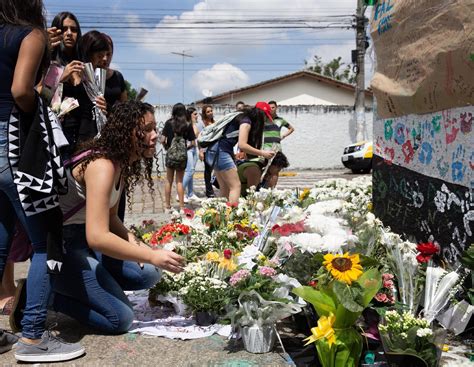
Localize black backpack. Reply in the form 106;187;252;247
165;135;187;169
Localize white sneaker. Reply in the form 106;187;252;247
187;194;201;203
175;195;189;204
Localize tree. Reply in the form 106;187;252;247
125;80;138;100
305;55;356;85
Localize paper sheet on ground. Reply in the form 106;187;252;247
127;293;232;340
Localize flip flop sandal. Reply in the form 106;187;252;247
0;297;14;316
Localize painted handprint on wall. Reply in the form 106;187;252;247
444;116;459;144
418;142;433;165
374;106;472;187
460;112;472;134
451;144;466;182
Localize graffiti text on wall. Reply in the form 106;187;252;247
373;155;473;263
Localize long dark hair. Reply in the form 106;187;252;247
76;101;157;205
79;30;110;63
169;103;188;136
50;11;82;65
0;0;46;28
235;107;265;149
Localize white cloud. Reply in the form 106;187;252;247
144;70;173;90
190;63;250;96
127;0;357;57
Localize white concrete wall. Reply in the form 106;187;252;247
211;75;373;108
154;105;373;170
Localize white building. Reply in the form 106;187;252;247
155;71;374;170
194;70;373;107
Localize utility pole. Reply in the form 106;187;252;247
354;0;369;142
171;50;194;102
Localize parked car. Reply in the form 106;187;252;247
341;141;373;173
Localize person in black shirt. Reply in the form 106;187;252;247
161;103;196;212
103;33;127;112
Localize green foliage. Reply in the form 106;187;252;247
305;55;356;85
181;277;231;313
125;80;138;100
461;244;474;270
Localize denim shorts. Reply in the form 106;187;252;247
205;143;236;172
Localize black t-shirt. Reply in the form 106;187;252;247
61;82;95;150
219;116;252;154
162;118;196;150
104;70;126;112
0;25;33;120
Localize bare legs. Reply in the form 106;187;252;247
215;168;240;204
164;168;185;210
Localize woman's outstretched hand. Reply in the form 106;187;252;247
151;249;185;273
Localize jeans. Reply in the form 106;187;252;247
205;143;236;172
183;147;198;197
52;224;162;334
0;120;53;339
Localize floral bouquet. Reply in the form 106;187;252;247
228;265;302;353
130;219;160;244
293;252;381;367
181;275;231;325
373;273;396;306
149;223;191;248
379;310;442;367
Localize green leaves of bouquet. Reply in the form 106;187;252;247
294;253;381;326
293;253;382;367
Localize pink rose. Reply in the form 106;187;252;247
383;280;394;289
375;293;388;303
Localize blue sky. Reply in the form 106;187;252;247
44;0;373;104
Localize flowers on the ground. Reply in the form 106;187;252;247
374;273;396;305
323;253;363;285
258;266;277;278
379;310;439;366
304;313;336;347
150;223;191;246
229;269;251;286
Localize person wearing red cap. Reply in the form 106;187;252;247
204;102;275;204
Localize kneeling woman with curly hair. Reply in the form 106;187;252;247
54;101;184;334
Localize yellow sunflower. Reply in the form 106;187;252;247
323;253;363;284
304;313;336;347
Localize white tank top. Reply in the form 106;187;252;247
60;167;123;225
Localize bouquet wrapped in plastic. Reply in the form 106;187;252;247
82;63;107;134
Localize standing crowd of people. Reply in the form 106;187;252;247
0;0;294;362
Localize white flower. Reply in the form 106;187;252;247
256;202;264;212
416;328;433;338
227;231;237;240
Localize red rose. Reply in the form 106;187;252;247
160;233;173;244
416;253;432;263
223;249;232;259
417;242;438;255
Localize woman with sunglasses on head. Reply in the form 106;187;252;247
0;0;85;362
